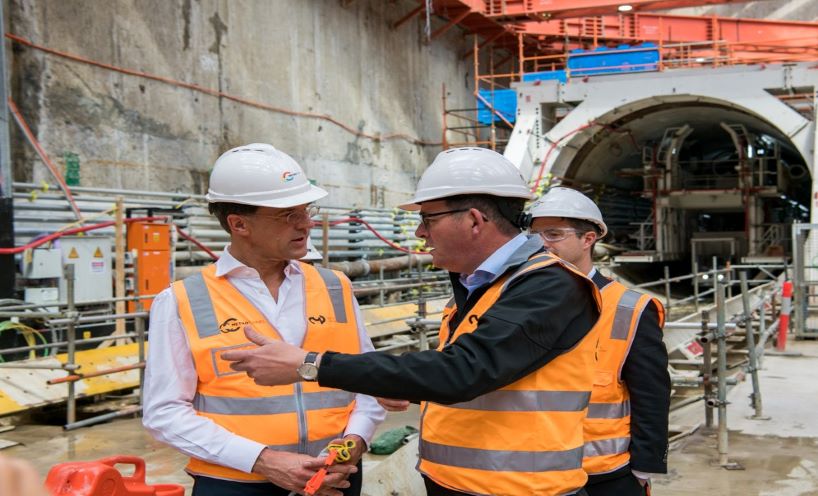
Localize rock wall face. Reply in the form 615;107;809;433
9;0;474;207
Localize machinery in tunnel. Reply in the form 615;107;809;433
504;62;818;277
564;105;811;266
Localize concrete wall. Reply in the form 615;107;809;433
7;0;474;208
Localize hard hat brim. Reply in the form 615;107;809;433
398;188;535;211
206;184;328;208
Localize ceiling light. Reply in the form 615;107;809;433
618;4;633;12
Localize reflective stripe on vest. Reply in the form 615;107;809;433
174;263;359;481
583;279;663;475
183;273;219;339
193;390;356;415
423;440;585;473
610;289;642;340
587;399;631;419
314;266;348;323
584;437;631;458
446;389;591;412
419;251;603;496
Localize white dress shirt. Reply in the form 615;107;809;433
142;247;386;474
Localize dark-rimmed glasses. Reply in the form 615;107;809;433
419;208;470;229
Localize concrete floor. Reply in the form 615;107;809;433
3;340;818;495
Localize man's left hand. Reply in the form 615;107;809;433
303;434;366;471
221;326;309;385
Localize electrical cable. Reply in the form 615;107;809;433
8;97;83;221
329;217;429;255
0;216;165;255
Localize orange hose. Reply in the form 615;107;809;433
6;33;442;147
47;362;145;385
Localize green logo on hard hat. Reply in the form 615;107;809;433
282;171;300;182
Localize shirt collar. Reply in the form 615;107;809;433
215;245;303;278
459;233;529;288
587;267;597;279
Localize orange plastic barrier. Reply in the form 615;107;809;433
45;456;184;496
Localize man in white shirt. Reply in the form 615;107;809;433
142;143;385;496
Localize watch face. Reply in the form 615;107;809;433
298;363;319;381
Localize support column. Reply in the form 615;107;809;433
0;1;15;298
806;91;818;333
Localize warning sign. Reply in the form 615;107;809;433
93;247;104;258
68;247;79;259
90;260;105;273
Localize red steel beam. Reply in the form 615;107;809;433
483;0;771;21
432;9;473;39
393;3;425;29
519;13;818;47
407;1;818;65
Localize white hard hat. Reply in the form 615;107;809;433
398;147;535;210
529;187;608;237
301;237;323;262
206;143;327;208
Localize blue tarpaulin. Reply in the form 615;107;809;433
477;88;517;125
567;42;659;76
475;44;658;125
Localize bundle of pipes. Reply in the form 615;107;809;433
11;182;426;265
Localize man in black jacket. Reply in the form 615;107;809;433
223;147;602;495
529;187;670;496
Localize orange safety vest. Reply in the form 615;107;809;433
582;279;665;476
171;262;360;482
418;252;603;496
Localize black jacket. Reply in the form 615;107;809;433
318;236;600;406
586;271;670;487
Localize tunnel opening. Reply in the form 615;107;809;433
557;101;810;285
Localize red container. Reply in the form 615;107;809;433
45;456;185;496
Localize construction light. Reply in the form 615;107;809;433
618;4;633;12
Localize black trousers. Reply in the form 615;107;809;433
585;472;647;496
191;459;363;496
423;476;589;496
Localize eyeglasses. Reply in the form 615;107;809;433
530;227;582;242
254;206;320;225
419;208;469;228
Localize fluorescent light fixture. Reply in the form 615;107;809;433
618;4;633;12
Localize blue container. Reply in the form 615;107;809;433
477;88;517;125
567;42;659;76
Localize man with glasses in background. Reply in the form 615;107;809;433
221;147;603;496
529;187;670;496
143;144;384;496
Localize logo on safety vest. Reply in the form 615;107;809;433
467;314;479;324
282;171;300;182
218;318;264;334
308;315;326;325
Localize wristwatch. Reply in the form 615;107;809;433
297;351;320;381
